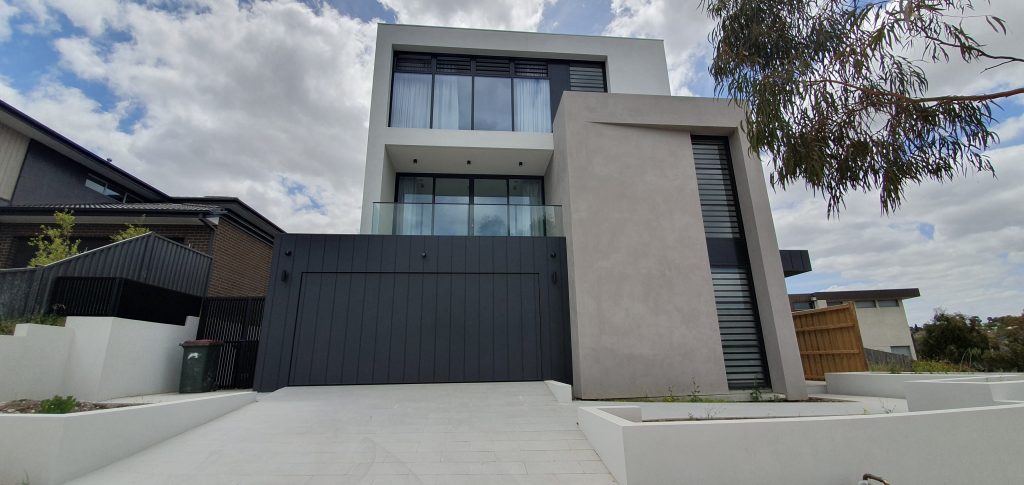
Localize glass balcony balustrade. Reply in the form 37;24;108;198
372;203;563;237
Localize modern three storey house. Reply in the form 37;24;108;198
254;24;808;399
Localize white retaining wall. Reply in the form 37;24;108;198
905;375;1024;411
824;372;992;398
0;324;74;401
0;391;255;485
0;316;198;402
579;403;1024;485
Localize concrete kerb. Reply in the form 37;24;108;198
0;391;255;485
544;380;573;403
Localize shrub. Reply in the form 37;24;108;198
38;395;77;414
110;224;151;242
28;211;80;267
915;311;989;368
911;360;968;373
0;314;66;336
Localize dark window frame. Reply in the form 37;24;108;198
395;173;546;206
388;51;605;131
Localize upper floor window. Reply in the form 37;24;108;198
389;52;605;133
85;174;141;203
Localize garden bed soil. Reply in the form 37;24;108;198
0;399;137;414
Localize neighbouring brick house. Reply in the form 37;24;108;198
0;99;283;297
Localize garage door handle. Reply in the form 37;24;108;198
280;270;289;283
551;271;558;285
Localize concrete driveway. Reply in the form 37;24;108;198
69;382;614;484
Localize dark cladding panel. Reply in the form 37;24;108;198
253;234;571;391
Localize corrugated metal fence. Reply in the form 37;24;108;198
792;303;869;380
0;233;212;319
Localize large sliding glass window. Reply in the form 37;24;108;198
432;75;472;130
473;78;513;132
390;73;432;128
433;178;470;235
389;53;598;133
393;175;546;236
513;78;551;133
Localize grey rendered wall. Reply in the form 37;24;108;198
10;141;121;205
549;92;806;399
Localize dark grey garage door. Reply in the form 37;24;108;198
290;272;545;385
254;235;572;391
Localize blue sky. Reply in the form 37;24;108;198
0;0;1021;324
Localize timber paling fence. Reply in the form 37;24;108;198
792;303;868;380
0;233;211;320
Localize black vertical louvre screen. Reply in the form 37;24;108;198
198;297;265;389
692;137;771;389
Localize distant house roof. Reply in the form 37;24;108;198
789;288;922;304
0;98;285;242
0;99;168;202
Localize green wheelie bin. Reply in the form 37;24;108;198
178;339;223;393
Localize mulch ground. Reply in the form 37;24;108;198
0;399;138;414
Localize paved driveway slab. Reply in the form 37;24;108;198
69;382;614;484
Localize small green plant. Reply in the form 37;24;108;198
687;378;703;402
749;387;763;402
662;387;677;403
28;211;80;267
110;223;151;242
38;395;77;414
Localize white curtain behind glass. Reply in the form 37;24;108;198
513;78;551;133
433;75;471;130
391;73;431;128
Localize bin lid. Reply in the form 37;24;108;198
181;339;224;347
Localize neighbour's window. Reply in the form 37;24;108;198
826;300;844;307
890;346;912;357
792;301;813;311
855;300;877;309
85;175;134;203
877;299;900;308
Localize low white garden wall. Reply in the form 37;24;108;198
0;391;255;485
0;316;199;402
905;375;1024;411
0;324;73;401
824;371;998;398
579;403;1024;485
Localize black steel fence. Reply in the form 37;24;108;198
49;277;204;325
198;297;265;389
0;233;211;319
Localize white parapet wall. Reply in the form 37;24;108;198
579;403;1024;485
0;324;74;401
824;371;1000;398
0;391;255;485
905;375;1024;411
0;316;199;402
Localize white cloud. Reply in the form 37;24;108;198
0;0;19;41
603;0;713;95
3;0;378;233
378;0;554;31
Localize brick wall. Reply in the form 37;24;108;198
0;222;212;268
206;218;273;297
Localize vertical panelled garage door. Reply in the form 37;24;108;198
254;235;572;392
289;273;544;385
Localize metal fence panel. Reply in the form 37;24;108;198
0;233;211;319
198;297;265;389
